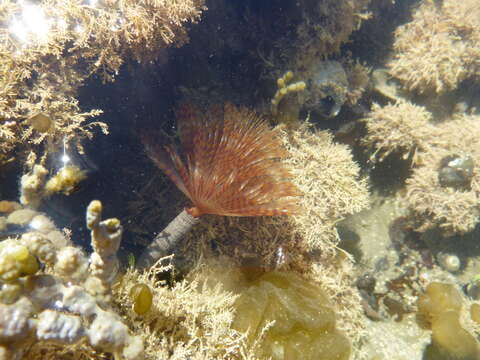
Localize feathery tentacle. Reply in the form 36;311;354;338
146;103;301;217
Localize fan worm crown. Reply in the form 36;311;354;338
143;103;301;217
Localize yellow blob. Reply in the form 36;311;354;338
0;243;39;282
233;271;350;360
284;70;293;81
292;81;306;91
431;310;478;358
0;201;21;213
470;303;480;324
89;200;102;215
417;282;462;321
45;165;87;195
14;246;30;261
418;282;480;359
105;218;121;232
130;283;153;315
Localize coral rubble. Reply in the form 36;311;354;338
0;201;142;359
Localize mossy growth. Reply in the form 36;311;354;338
113;258;356;360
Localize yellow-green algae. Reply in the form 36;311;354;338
0;241;39;282
130;283;153;315
471;303;480;324
45;165;87;196
418;282;480;360
232;271;350;360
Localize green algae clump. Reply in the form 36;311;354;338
233;271;350;360
470;303;480;324
418;282;480;359
130;283;153;315
0;241;39;282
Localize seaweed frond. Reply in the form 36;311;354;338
143;103;301;217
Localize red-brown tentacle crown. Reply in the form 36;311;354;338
143;103;301;218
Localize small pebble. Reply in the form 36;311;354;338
437;252;460;273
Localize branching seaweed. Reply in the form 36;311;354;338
0;0;206;166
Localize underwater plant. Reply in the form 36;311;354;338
388;0;480;94
0;0;206;168
137;103;301;268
